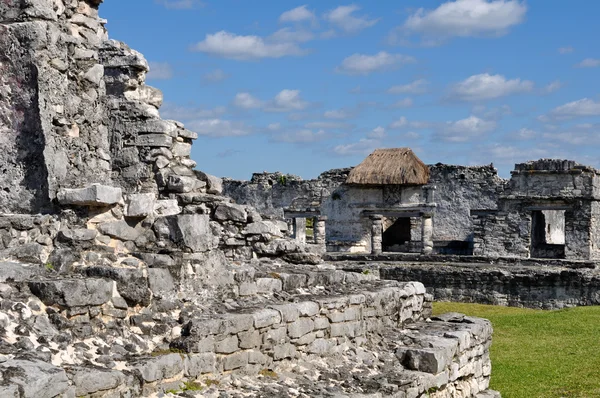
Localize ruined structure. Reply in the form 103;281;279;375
224;153;505;256
473;159;600;260
0;1;499;397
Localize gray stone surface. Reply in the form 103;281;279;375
0;359;69;398
98;220;140;241
57;184;122;206
127;193;156;217
29;278;113;307
72;367;125;396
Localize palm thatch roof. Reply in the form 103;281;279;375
346;148;429;185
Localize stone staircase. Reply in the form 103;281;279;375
0;259;500;397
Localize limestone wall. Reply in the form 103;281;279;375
223;164;507;253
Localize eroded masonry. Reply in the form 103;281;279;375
0;1;500;397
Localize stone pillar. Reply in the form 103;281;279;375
371;215;383;255
314;216;327;245
421;213;434;254
293;217;306;244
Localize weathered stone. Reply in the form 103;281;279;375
148;268;175;296
135;134;172;147
126;193;156;217
72;368;125;396
57;228;97;242
132;354;184;383
167;175;204;193
0;359;69;398
215;335;239;354
244;221;283;237
253;308;282;329
29;279;113;307
154;199;180;216
287;317;315;339
185;353;216;376
98;220;140;241
83;267;151;306
168;214;214;252
196;170;223;195
57;184;122;206
214;202;247;223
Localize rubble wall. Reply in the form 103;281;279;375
223;164;507;251
380;262;600;309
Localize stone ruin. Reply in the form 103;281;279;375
224;154;600;310
0;1;500;397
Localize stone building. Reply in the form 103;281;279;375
323;148;436;254
224;151;506;255
473;159;600;260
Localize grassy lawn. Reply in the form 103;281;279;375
432;302;600;398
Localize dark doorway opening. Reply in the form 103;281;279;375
530;210;565;258
383;217;412;252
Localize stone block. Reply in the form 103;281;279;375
397;348;451;374
172;142;192;157
256;277;283;293
185;353;216;376
238;282;258;296
0;359;69;398
148;268;175;296
167;175;202;193
168;214;214;252
243;221;283;237
195;170;223;194
135;134;173;147
214;202;247;223
238;329;261;349
307;338;337;355
154;199;180;216
296;301;319;317
57;228;97;242
215;335;239;354
287;318;315;339
29;279;113;307
72;368;125;396
253;308;282;329
57;183;122;206
126;193;156;217
132;354;184;382
98;220;140;241
222;351;248;371
273;343;296;360
269;303;299;323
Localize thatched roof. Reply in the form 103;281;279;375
346;148;429;185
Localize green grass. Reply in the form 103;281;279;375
432;302;600;398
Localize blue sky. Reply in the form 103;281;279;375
100;0;600;180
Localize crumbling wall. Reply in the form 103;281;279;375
0;0;112;213
429;164;507;244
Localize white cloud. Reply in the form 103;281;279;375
323;5;378;34
305;121;350;129
478;144;548;163
389;116;408;129
333;138;381;156
367;126;386;139
388;79;429;94
202;69;228;83
266;89;309;112
233;92;263;109
324;109;353;119
549;98;600;119
403;0;526;39
160;103;226;120
558;46;574;54
449;73;533;101
267;123;281;131
279;5;315;24
187;119;251;137
401;131;421;140
155;0;203;9
576;58;600;68
147;62;173;80
192;31;306;60
512;128;537;140
336;51;415;75
437;115;496;142
391;98;414;108
272;129;328;143
542;80;562;94
269;28;314;43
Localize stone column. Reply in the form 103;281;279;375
421;213;434;254
293;217;306;244
314;216;327;245
371;215;383;255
